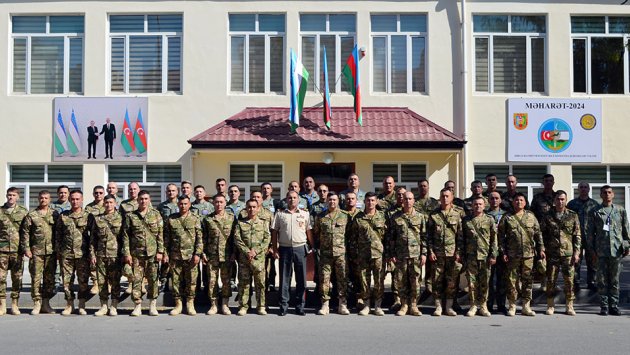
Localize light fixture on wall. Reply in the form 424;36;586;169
322;152;334;165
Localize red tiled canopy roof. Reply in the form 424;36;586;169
188;107;465;149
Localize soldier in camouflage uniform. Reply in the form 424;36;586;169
344;191;361;305
427;188;464;316
309;184;329;294
462;196;498;317
567;182;600;290
498;193;545;317
463;180;489;217
89;194;123;316
122;190;165;316
540;190;581;316
85;185;106;295
444;180;465;210
486;191;507;313
55;189;91;316
203;194;235;315
106;182;123;207
387;191;427;316
314;193;350;315
500;175;529;213
588;185;630;316
180;181;193;200
300;176;319;210
21;190;57;315
260;183;280;293
192;185;214;217
530;174;555;292
0;187;28;315
119;182;140;294
386;186;407;311
164;196;203;316
157;184;180;292
350;192;388;316
377;176;396;211
339;174;366;210
483;174;501;198
414;179;439;215
51;185;71;214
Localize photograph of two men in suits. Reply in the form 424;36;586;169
87;117;116;159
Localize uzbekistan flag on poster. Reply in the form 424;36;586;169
54;110;68;155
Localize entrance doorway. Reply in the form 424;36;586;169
299;162;355;194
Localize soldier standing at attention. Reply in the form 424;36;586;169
530;174;555;292
52;185;71;214
414;179;439;215
501;175;529;213
0;187;28;315
300;176;319;209
21;190;57;315
119;181;140;294
486;191;507;314
567;182;600;291
588;185;630;316
498;193;545;317
106;182;122;206
483;174;501;197
377;176;396;211
192;185;214;217
85;185;106;295
386;186;407;311
339;174;366;210
180;181;193;199
123;190;164;317
215;178;228;198
55;189;91;316
227;185;246;217
157;183;180;292
444;180;466;210
464;180;489;217
89;194;124;316
462;197;498;317
540;190;581;316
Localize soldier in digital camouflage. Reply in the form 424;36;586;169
119;181;140;294
385;186;407;311
567;182;600;291
85;185;106;296
377;176;396;211
0;187;28;315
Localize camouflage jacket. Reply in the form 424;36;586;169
500;191;530;214
314;210;350;258
339;189;366;210
350;210;387;260
309;200;328;220
89;211;123;258
463;214;498;261
427;207;464;258
498;211;544;258
567;197;599;245
20;208;56;255
85;201;105;215
530;192;554;221
122;208;164;258
55;209;91;258
262;198;280;214
463;195;489;216
588;204;630;258
202;211;235;263
157;200;179;220
192;200;214;217
234;216;271;262
0;204;28;253
377;191;396;211
300;191;319;209
414;197;439;215
227;201;246;218
540;209;581;258
239;207;273;228
387;209;427;259
164;212;203;261
119;198;138;215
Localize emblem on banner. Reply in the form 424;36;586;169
538;118;573;153
580;114;597;130
513;113;528;130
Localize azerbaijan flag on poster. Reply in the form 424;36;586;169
133;109;147;154
121;108;136;154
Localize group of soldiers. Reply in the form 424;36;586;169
0;172;628;317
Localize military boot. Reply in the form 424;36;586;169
130;302;142;317
221;297;231;315
90;283;99;295
237;307;247;316
479;303;491;317
396;303;409;316
31;300;41;315
373;299;385;316
257;307;267;316
95;301;108;316
566;301;576;316
207;300;218;315
61;300;74;316
41;299;54;314
109;300;118;316
186;299;196;316
433;299;442;316
410;304;422;316
11;299;20;315
317;300;329;315
466;304;478;317
522;301;536;316
169;299;182;316
78;299;87;315
390;296;401;312
358;300;370;316
445;299;457;316
355;298;365;313
506;302;516;317
149;299;158;316
0;299;5;316
545;298;555;315
338;298;350;315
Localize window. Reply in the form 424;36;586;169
474;164;548;201
109;14;182;94
372;163;427;195
11;15;84;94
371;14;427;93
572;165;630;209
571;16;630;94
300;14;356;93
229;163;283;201
473;15;546;94
229;14;285;94
108;164;182;206
8;164;83;209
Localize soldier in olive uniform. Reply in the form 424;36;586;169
192;185;214;217
498;193;546;317
414;179;439;215
300;176;319;209
530;174;555;292
314;193;350;315
462;196;498;317
119;182;140;294
339;174;366;210
483;174;501;198
55;190;91;316
568;182;600;290
0;187;28;315
21;190;57;315
588;185;630;316
386;186;407;311
122;190;165;316
89;194;123;316
540;190;581;316
500;175;529;213
387;191;427;316
444;180;466;210
377;176;396;211
486;191;507;313
463;180;489;217
234;199;270;316
85;185;106;295
157;184;180;292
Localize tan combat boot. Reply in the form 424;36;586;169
11;299;20;315
206;301;218;315
466;304;478;317
170;299;182;316
130;302;142;317
545;298;555;315
90;283;99;295
445;299;457;316
186;299;196;316
566;301;576;316
338;298;350;315
221;297;231;315
410;304;422;316
94;301;108;316
390;296;401;312
433;299;442;316
41;299;54;314
78;299;87;315
506;301;516;317
358;299;370;316
31;300;41;315
237;307;247;316
373;299;385;316
257;307;267;316
317;300;329;315
0;298;5;316
479;303;491;317
149;299;158;316
522;300;536;316
109;300;118;316
356;298;365;313
396;302;409;316
61;300;74;316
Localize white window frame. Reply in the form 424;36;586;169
106;164;182;201
107;14;183;94
228;162;285;200
370;13;428;94
10;15;84;95
371;161;428;194
571;165;630;210
472;14;547;94
7;164;83;209
474;163;549;202
228;14;286;94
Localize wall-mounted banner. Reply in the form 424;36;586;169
507;98;602;163
53;97;148;162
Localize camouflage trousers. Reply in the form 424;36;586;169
357;257;385;302
29;254;57;301
171;259;198;301
466;259;491;305
596;256;622;308
96;257;121;302
131;256;159;302
387;260;399;297
546;256;575;302
60;257;90;301
238;257;266;308
320;255;347;302
506;257;534;303
395;257;421;304
432;256;462;299
0;252;23;299
206;260;232;302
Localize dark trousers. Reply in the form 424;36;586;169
104;139;113;158
88;140;96;158
279;245;307;312
488;258;507;311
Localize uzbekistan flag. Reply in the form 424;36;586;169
121;108;136;154
66;110;82;156
342;44;362;126
54;110;68;155
289;48;309;133
322;46;332;130
133;109;147;154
